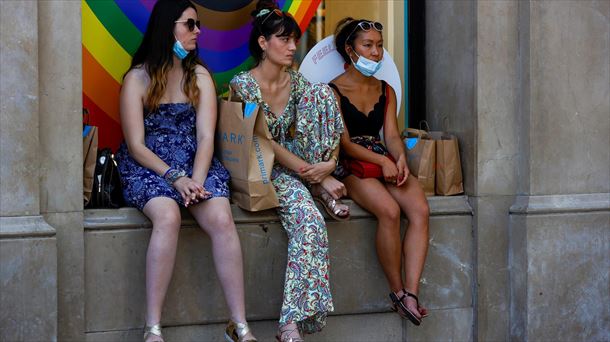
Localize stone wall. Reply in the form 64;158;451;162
426;0;610;341
509;1;609;340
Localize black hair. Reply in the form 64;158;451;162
334;17;382;64
248;0;302;66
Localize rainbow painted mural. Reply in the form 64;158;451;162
83;0;321;151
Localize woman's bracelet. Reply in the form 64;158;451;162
330;155;339;167
163;167;187;184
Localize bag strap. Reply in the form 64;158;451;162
419;120;431;132
383;81;390;118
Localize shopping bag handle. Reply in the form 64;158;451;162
402;128;430;139
418;120;431;132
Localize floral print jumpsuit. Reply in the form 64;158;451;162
231;69;343;333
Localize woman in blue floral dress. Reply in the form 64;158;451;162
230;1;347;341
115;1;256;341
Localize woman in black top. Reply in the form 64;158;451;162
329;17;430;326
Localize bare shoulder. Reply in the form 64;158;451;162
123;66;149;89
330;73;352;88
194;65;211;79
385;82;397;97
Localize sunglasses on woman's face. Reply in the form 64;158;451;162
347;21;384;41
175;18;201;32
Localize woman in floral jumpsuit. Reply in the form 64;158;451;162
230;1;347;341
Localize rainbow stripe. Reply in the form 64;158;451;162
83;0;321;151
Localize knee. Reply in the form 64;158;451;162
376;201;401;224
151;209;181;232
409;200;430;229
206;210;237;238
416;200;430;222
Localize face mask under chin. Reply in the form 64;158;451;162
350;52;383;77
173;39;189;60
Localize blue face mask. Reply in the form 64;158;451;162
350;52;383;77
173;39;189;60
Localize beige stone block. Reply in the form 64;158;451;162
327;217;393;315
405;307;473;342
84;224;288;331
476;0;520;196
524;211;609;341
38;0;83;213
420;215;473;310
0;236;57;342
472;196;513;342
45;211;85;341
529;0;610;195
0;1;40;216
314;312;404;342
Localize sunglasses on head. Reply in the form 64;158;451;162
260;8;293;25
347;21;383;41
175;18;200;32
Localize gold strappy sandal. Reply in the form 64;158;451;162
225;319;257;342
143;324;163;342
312;188;350;221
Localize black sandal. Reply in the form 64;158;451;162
389;289;425;326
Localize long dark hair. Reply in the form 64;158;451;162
248;0;302;66
334;17;380;65
127;0;210;111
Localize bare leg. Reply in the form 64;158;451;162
343;176;403;291
142;197;182;341
189;197;255;340
388;174;430;317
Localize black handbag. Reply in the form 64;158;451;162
86;148;125;208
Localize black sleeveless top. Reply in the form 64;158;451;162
329;80;387;137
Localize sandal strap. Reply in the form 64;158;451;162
278;325;303;342
226;320;257;342
403;289;420;305
234;321;251;338
389;291;406;305
322;192;347;215
143;324;163;340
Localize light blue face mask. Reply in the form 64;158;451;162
173;39;189;60
350;52;383;77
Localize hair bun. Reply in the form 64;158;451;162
334;17;355;36
251;0;279;19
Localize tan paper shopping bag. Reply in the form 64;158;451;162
428;131;464;195
403;128;436;196
216;96;279;211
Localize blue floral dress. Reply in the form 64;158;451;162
230;70;343;333
116;103;230;210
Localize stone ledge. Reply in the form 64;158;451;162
83;206;474;330
84;196;472;230
0;215;56;238
509;193;610;215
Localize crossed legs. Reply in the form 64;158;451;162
343;174;429;319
